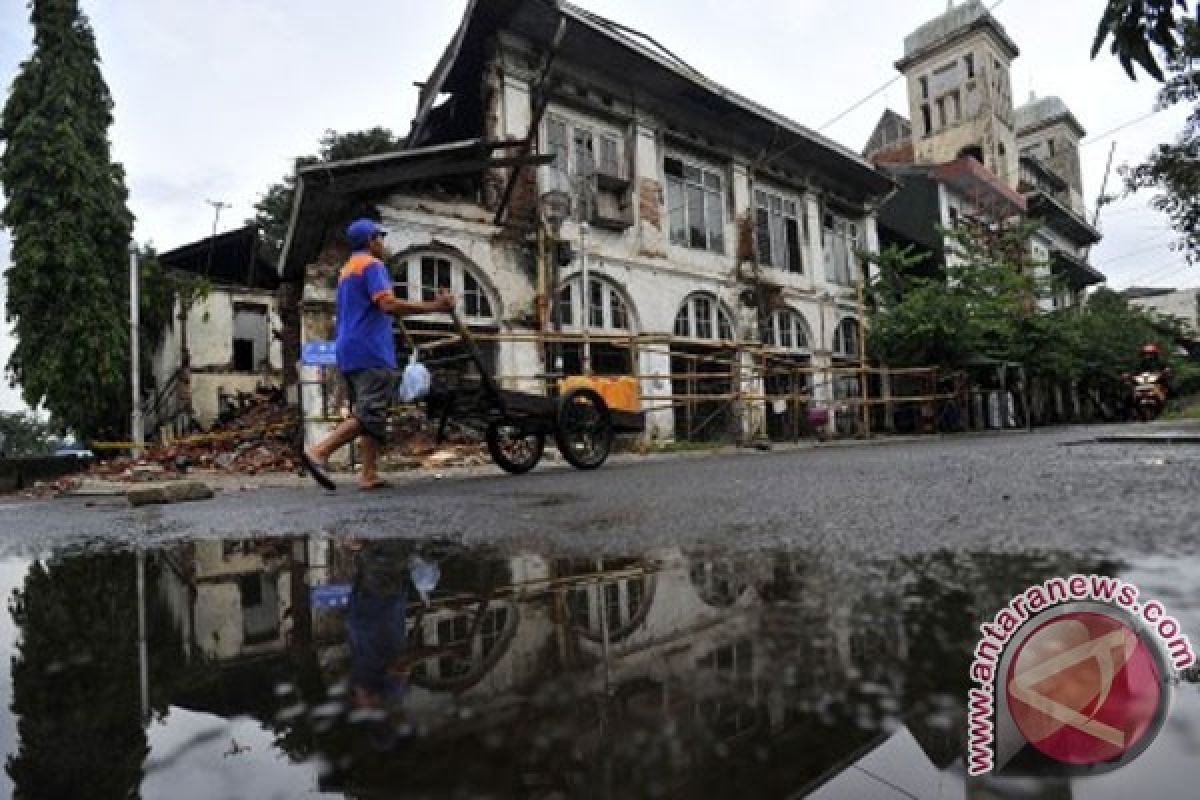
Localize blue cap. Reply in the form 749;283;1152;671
346;218;386;249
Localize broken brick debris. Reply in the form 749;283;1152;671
127;480;215;507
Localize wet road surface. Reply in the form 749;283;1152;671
0;426;1197;798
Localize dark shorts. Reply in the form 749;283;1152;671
344;368;397;442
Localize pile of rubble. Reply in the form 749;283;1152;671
30;401;301;497
16;404;501;499
383;410;489;469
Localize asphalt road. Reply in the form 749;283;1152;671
2;424;1198;559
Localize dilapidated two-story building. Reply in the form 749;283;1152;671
280;0;895;448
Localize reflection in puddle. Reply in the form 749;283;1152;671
0;541;1194;798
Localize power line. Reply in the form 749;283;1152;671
1095;237;1175;266
1128;261;1191;285
1118;255;1188;285
816;0;1010;134
1081;109;1166;147
818;76;903;132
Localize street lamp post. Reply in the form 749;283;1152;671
129;241;143;459
539;185;572;377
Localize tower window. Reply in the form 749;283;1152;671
964;54;975;79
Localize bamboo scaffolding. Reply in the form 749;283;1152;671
371;323;953;442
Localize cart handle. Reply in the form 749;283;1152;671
448;307;503;401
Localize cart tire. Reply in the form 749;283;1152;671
555;388;613;470
486;419;545;475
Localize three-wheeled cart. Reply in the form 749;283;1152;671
411;311;644;474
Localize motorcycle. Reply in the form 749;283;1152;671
1130;370;1168;422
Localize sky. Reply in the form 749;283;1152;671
0;0;1193;411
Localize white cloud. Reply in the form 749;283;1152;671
0;0;1193;413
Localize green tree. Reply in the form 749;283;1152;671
252;127;404;262
1092;0;1195;81
6;554;148;798
1;0;135;441
1119;18;1200;263
865;220;1047;369
1093;2;1200;264
0;411;58;457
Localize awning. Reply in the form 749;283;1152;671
1026;191;1102;246
1051;249;1105;288
277;140;552;280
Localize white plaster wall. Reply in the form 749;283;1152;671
184;289;282;370
194;583;246;660
1130;289;1200;335
192;571;290;661
149;287;283;427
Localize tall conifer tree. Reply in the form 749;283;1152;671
1;0;134;439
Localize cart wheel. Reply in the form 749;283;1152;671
555;388;613;470
486;419;545;475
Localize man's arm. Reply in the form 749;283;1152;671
364;262;456;316
375;291;455;317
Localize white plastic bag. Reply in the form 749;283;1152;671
397;352;431;402
408;555;440;606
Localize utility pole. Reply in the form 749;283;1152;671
579;221;592;375
129;241;143;459
204;199;232;279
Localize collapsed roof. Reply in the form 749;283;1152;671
410;0;892;206
159;225;279;290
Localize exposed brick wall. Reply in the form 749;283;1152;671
507;168;540;230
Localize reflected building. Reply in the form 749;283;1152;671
136;538;1112;797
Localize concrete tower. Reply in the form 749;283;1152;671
895;0;1020;188
1015;94;1088;215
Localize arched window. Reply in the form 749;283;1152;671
388;252;498;323
763;309;812;353
674;293;734;341
408;602;519;689
556;275;635;332
832;317;861;359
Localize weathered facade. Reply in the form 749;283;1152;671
1124;286;1200;337
151;226;284;432
282;0;894;447
866;0;1103;312
895;0;1020;188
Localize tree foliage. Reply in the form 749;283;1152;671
0;0;135;441
866;220;1047;369
1092;0;1195;81
1118;18;1200;264
252;127;404;263
0;411;59;457
6;554;147;798
866;221;1194;410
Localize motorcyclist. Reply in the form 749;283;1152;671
1123;343;1172;421
1137;343;1167;376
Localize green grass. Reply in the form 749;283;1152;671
1164;394;1200;420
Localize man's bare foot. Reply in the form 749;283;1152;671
358;478;392;491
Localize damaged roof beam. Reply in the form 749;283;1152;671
493;14;569;227
320;153;555;195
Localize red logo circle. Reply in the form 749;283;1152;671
1005;611;1163;765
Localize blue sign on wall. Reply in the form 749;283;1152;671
302;340;337;366
311;583;352;610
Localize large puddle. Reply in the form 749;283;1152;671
0;539;1194;799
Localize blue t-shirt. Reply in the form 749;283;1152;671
335;252;396;372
